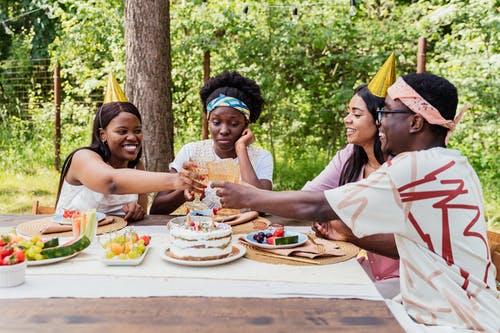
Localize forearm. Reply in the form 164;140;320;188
149;190;186;214
101;170;181;194
352;234;399;259
245;189;337;222
312;220;399;259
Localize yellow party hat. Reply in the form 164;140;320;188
367;52;396;98
103;72;128;104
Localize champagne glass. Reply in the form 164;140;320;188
186;160;209;211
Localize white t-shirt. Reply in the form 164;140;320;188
170;139;273;182
170;139;273;209
56;180;138;216
325;147;499;331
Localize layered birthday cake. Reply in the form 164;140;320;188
169;216;232;261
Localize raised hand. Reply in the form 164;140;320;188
183;188;207;201
184;188;195;201
211;181;253;209
235;128;255;149
178;161;206;195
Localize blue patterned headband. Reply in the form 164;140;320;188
206;94;251;120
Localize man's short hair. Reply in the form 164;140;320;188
402;73;458;138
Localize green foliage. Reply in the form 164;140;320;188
0;0;58;60
48;0;126;101
273;146;332;191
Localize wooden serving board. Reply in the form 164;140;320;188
215;211;259;226
231;216;270;234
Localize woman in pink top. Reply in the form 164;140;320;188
303;84;400;297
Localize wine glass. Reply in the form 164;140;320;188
186;160;209;211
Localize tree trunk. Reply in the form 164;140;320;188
202;50;210;140
417;37;426;73
124;0;172;172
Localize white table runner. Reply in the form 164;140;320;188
1;226;382;300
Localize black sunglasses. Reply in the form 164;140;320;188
376;108;415;122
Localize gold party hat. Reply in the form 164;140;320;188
103;72;128;104
367;52;396;98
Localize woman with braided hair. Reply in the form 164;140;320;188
55;74;204;221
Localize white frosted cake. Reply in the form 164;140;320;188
169;216;232;261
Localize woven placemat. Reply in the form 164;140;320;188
231;217;270;234
16;216;127;238
241;240;359;266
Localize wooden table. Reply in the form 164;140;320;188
0;214;403;332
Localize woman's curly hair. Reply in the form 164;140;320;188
200;71;265;123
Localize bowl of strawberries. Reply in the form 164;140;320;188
0;233;27;287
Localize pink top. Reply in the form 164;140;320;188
303;144;399;281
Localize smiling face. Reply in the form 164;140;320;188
343;93;378;150
208;106;247;158
378;96;414;157
100;112;142;167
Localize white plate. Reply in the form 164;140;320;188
245;231;307;249
166;216;186;230
27;252;80;266
188;209;214;217
99;246;150;266
167;216;219;230
53;212;106;225
160;243;246;267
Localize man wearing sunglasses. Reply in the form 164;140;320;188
213;72;499;331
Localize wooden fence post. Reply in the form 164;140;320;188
202;50;210;140
54;64;61;171
417;37;426;73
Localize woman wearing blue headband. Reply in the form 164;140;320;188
150;71;273;214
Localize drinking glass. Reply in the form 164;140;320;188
71;213;81;238
83;209;98;243
186;161;209;211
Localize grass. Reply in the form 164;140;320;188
0;169;59;214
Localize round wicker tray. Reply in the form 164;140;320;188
16;216;127;238
241;240;359;266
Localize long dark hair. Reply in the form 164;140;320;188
55;102;143;205
338;85;385;186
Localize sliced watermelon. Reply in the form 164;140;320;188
43;238;59;248
41;235;91;259
274;235;299;245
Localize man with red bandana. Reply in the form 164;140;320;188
213;73;499;332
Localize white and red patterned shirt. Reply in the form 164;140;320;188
325;147;499;331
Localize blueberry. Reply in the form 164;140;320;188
265;233;273;238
